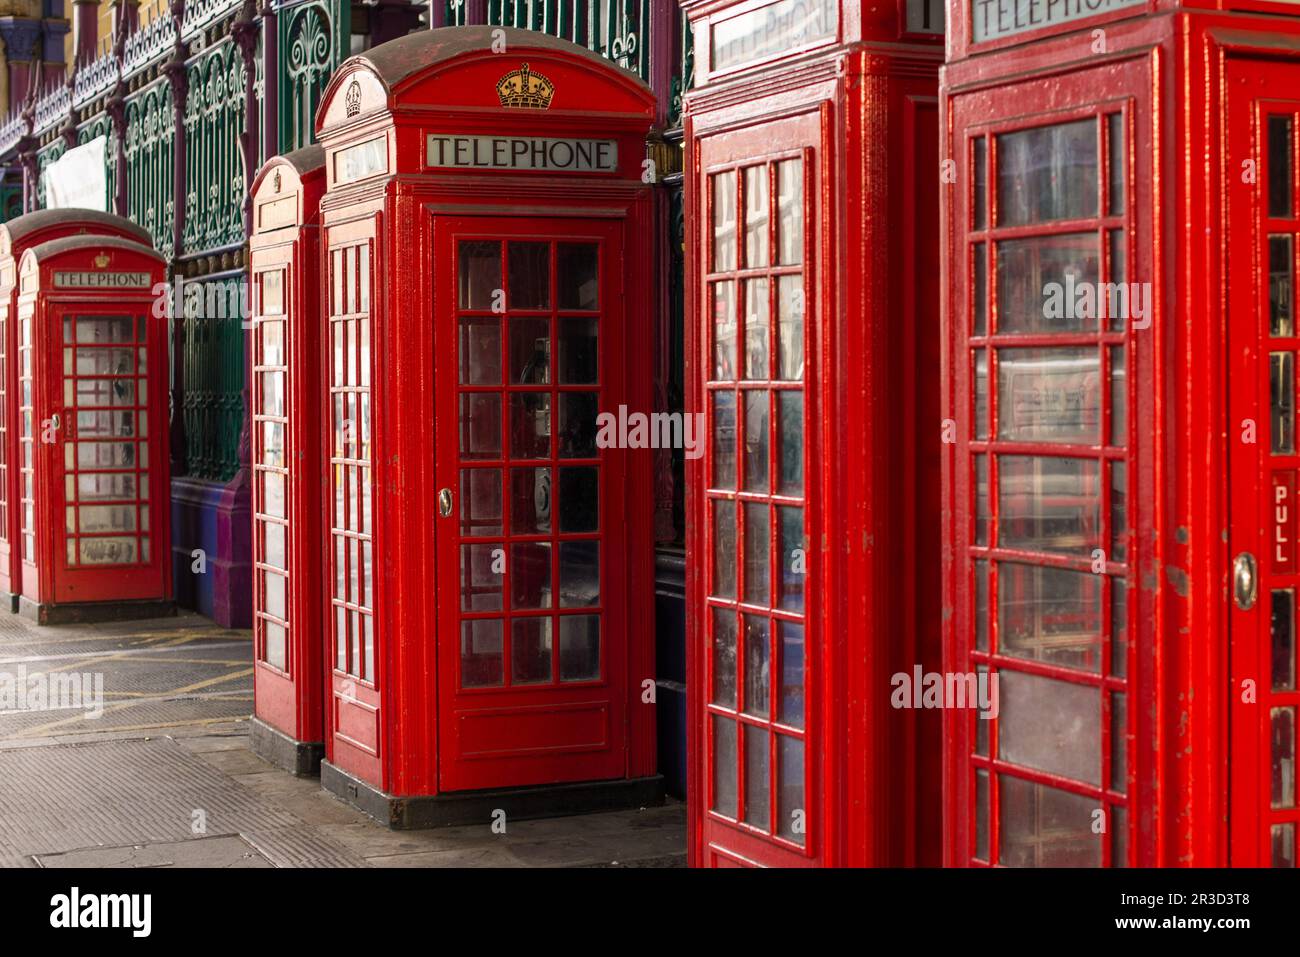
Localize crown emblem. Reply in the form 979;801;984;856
272;171;282;193
345;80;362;117
93;252;110;268
496;63;554;109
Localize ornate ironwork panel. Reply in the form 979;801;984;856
183;39;248;252
125;81;177;257
181;278;247;481
33;140;66;209
280;0;345;152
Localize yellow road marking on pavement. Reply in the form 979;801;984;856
22;714;253;737
5;667;254;739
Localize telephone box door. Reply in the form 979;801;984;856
49;306;165;601
433;216;629;792
1227;57;1300;868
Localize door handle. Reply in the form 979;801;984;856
1234;551;1258;610
438;487;453;518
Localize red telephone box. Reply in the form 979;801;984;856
312;26;661;824
0;211;153;611
681;0;942;866
942;0;1300;867
248;146;327;774
14;235;171;623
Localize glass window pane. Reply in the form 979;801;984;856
777;159;803;266
460;393;501;459
997;347;1100;444
996;234;1099;334
263;621;285;670
779;621;804;728
999;561;1103;672
712;715;738;817
776;735;805;844
777;391;802;496
974;349;988;441
999;669;1101;785
557;243;599;310
509;468;551;534
997;455;1100;556
1273;706;1296;808
713;281;737;381
1269;115;1295;220
508;242;550;309
511;617;552;684
510;393;551;459
743;614;770;718
1112;692;1127;794
999;775;1101;867
1109;230;1127;332
974;455;988;546
559;317;598;384
712;499;736;600
743;724;770;828
712;607;737;707
558;615;600;681
460;619;502;687
712;171;737;272
975;560;989;652
744;278;770;380
510;542;551;610
1273;351;1296;455
777;275;804;381
973;243;987;337
461;468;502;536
744;391;770;492
558;392;597;458
558;540;599;608
460;543;503;611
458;240;501;310
996;119;1099;227
743;503;770;606
509;317;550;384
1274;589;1296;692
712;392;736;489
1108;113;1125;216
778;506;804;612
1111;577;1128;678
1110;346;1127;445
973;136;987;231
744;165;769;268
1111;460;1127;562
264;521;286;570
558;466;598;533
1271;235;1295;338
1273;823;1296;867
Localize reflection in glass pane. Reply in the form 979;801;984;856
558;392;597;458
461;469;502;536
559;615;600;681
744;724;770;828
510;467;551;534
712;715;738;817
779;621;804;728
744;391;770;492
974;455;988;547
512;617;552;684
462;619;503;687
777;735;805;845
1000;775;1100;867
713;281;737;381
973;136;987;231
508;242;550;309
744;278;770;380
1273;706;1296;808
743;614;770;718
778;391;802;496
975;769;989;860
1111;460;1127;562
744;165;769;268
460;543;503;611
713;608;738;708
713;392;736;489
558;540;599;607
559;317;598;384
778;506;804;612
557;243;599;310
777;275;804;380
1271;235;1295;338
712;171;737;272
1110;346;1127;445
997;347;1100;444
999;668;1101;785
558;467;598;533
973;243;987;337
1269;115;1295;220
974;350;988;441
777;160;803;266
1109;230;1127;332
713;499;736;599
1272;352;1296;454
1112;692;1127;794
743;503;770;606
459;316;500;384
460;393;501;459
997;455;1100;556
999;561;1102;672
511;542;552;610
510;393;551;459
1108;113;1125;216
996;234;1099;334
996;120;1098;227
1273;823;1296;868
509;317;549;384
1274;589;1296;691
458;241;501;310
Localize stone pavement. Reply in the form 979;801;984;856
0;611;685;868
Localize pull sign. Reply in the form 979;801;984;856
1275;471;1296;573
